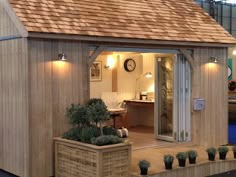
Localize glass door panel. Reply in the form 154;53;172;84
156;57;175;141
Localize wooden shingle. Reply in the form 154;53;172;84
8;0;236;44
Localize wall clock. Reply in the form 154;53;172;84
124;58;136;72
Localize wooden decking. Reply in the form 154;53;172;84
131;144;236;177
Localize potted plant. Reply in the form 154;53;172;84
206;147;217;161
218;146;229;160
138;160;150;175
163;154;174;170
233;146;236;159
176;152;187;167
55;98;132;177
187;150;198;164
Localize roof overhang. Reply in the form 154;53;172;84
28;32;236;48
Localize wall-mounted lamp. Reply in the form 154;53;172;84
58;53;67;61
210;56;218;63
104;55;115;69
144;72;153;79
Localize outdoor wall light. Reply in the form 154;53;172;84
58;53;67;61
210;56;218;63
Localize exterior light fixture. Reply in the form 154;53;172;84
210;56;218;63
58;53;67;61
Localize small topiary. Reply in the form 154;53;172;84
66;104;90;127
91;135;123;146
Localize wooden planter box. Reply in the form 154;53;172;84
54;137;132;177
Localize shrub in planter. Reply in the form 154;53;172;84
57;99;131;177
62;127;82;141
206;147;217;161
163;154;174;170
232;146;236;159
218;146;229;160
176;152;187;167
91;135;124;146
138;160;150;175
187;150;198;164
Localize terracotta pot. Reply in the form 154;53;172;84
165;162;173;170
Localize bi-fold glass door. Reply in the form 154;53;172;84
155;54;191;142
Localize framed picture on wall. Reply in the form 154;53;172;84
90;61;102;82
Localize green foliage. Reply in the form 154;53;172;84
232;146;236;152
66;104;90;126
187;150;198;158
91;135;123;146
62;127;82;141
63;99;123;146
163;154;174;163
218;146;229;153
176;152;187;160
138;160;150;168
87;98;110;124
103;126;117;136
206;147;217;155
80;126;100;144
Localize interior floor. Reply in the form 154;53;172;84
127;126;174;150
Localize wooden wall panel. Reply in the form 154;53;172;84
28;39;90;177
0;38;29;177
192;47;228;146
0;3;19;37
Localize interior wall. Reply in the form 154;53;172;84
192;47;228;146
90;53;156;101
28;39;89;177
0;38;29;177
90;55;112;98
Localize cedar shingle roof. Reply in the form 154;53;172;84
8;0;236;44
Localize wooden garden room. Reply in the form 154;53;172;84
0;0;236;177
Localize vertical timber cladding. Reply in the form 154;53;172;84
28;39;90;177
0;38;29;177
192;47;228;146
0;2;20;37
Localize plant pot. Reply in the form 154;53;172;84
140;167;148;175
165;162;173;170
189;157;196;164
178;159;186;167
208;153;215;161
234;152;236;159
219;152;227;160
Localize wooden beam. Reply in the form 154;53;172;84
87;45;106;66
0;0;28;37
28;32;235;48
180;49;194;70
